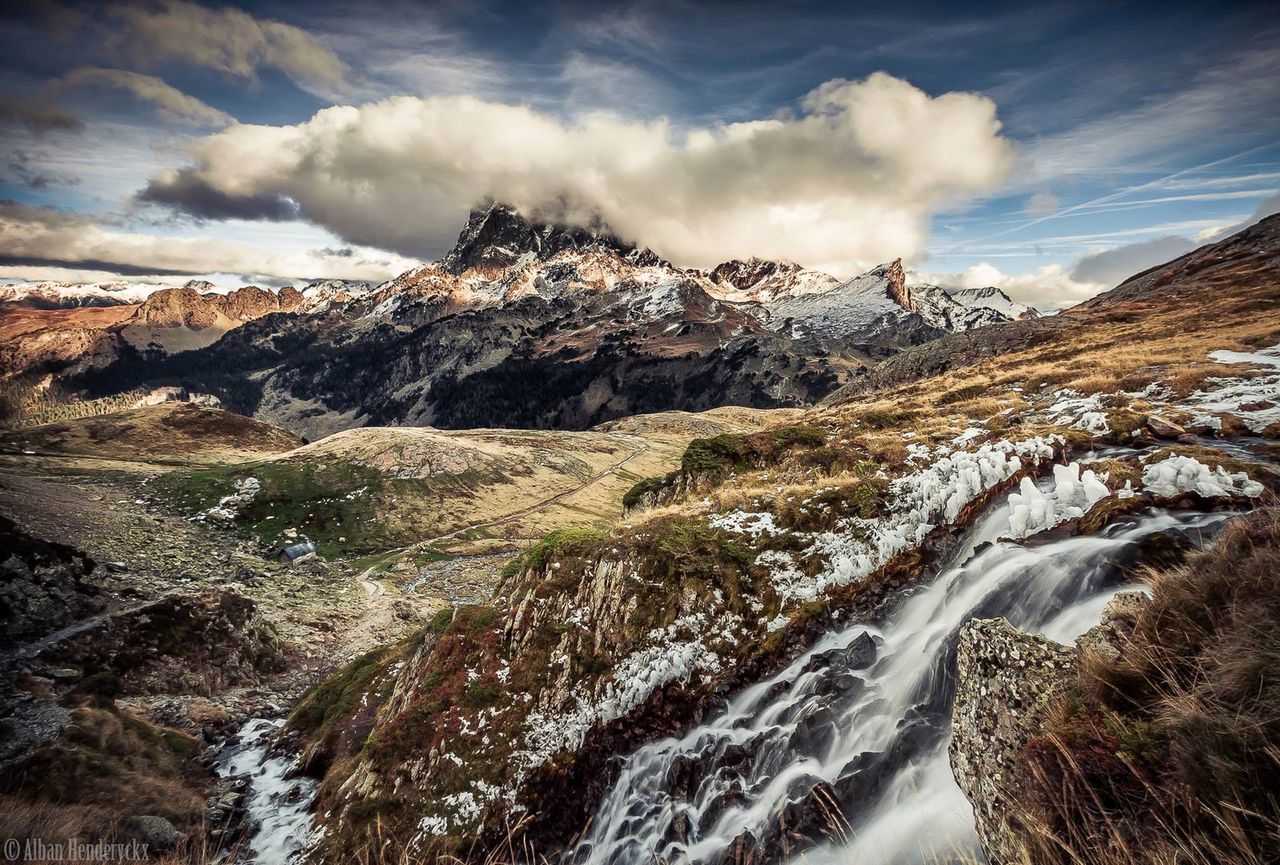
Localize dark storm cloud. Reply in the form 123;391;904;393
1070;236;1199;288
0;94;84;133
138;169;301;221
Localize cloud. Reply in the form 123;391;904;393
918;261;1104;311
0;94;84;133
139;168;299;220
103;0;349;90
51;67;234;127
137;72;1015;274
1070;192;1280;287
0;200;416;281
1023;190;1058;215
1069;235;1198;288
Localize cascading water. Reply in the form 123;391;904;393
216;718;320;865
569;476;1234;865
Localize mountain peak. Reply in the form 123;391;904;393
440;202;666;275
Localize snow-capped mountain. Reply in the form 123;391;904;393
763;260;927;340
0;280;175;308
945;286;1039;320
703;258;840;302
34;203;1023;436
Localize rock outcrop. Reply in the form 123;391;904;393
949;617;1076;863
951;593;1156;863
0;514;104;645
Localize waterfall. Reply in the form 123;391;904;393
569;478;1232;865
216;718;320;865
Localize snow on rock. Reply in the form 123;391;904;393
709;510;785;538
1046;392;1111;435
201;477;260;522
720;436;1061;605
1073;411;1111;435
517;613;726;771
1142;455;1264;499
1006;463;1111;538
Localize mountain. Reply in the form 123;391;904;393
0;279;176;309
62;204;1020;438
280;213;1280;865
0;283;311;425
826;213;1280;400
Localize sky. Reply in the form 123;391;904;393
0;0;1278;308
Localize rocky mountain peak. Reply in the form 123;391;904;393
880;259;912;311
708;257;801;290
440;201;666;275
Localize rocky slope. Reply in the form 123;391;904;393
827;213;1280;400
280;215;1278;864
66;203;1023;438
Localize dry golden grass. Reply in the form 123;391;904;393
1002;508;1280;865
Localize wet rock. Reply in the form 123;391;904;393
792;704;836;756
771;778;842;857
1145;415;1185;439
205;775;250;837
666;753;706;799
843;632;878;669
949;617;1076;865
724;828;763;865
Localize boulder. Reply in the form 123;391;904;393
1145;415;1185;439
843;631;878;669
124;815;183;851
1076;591;1148;663
949;617;1075;864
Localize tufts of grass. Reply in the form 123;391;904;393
1011;507;1280;865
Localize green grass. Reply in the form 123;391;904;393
499;526;609;582
622;473;675;510
152;457;495;559
289;646;394;740
681;425;829;475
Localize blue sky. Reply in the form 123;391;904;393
1;0;1277;306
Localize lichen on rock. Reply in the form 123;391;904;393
948;617;1075;863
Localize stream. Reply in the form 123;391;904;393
215;718;320;865
568;475;1234;864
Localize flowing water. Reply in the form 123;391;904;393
569;479;1234;865
216;718;320;865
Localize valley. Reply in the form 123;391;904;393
0;210;1277;865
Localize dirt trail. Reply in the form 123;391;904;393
415;432;649;548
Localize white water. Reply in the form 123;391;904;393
570;482;1232;865
216;718;320;865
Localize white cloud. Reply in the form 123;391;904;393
139;72;1015;275
0;201;416;282
52;68;234;127
104;0;349;90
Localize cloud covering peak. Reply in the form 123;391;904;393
141;72;1015;275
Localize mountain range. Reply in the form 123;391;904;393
5;203;1035;437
